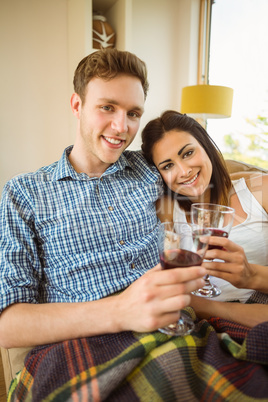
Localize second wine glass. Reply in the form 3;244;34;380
158;221;211;336
190;203;235;298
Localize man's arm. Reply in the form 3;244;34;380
0;264;206;348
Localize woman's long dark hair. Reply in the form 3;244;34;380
141;110;232;212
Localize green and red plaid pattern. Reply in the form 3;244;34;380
8;305;268;401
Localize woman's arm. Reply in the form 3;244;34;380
190;294;268;328
203;237;268;293
204;173;268;291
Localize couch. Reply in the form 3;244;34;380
1;159;267;394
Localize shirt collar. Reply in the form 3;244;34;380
51;146;132;181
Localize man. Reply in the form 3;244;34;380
0;49;205;348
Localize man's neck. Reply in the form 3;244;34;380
68;145;111;178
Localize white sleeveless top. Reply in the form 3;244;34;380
173;178;268;302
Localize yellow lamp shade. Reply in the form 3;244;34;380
181;85;234;119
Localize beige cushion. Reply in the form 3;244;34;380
225;159;267;174
1;346;33;393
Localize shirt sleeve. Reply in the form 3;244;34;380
0;178;42;314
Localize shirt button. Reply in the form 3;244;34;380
100;177;103;181
108;206;114;211
131;263;135;269
119;240;125;245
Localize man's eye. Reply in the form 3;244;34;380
101;106;113;111
128;111;139;118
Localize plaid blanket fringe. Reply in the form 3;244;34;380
8;306;268;402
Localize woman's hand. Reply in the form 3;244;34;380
203;237;257;289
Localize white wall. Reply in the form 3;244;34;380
129;0;199;150
0;0;72;192
0;0;200;192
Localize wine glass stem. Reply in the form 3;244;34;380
204;274;211;284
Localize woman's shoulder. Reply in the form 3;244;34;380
231;172;268;214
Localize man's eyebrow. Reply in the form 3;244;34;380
98;98;144;113
98;98;119;104
158;143;192;167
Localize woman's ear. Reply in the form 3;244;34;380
70;93;82;119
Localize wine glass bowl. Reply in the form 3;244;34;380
191;203;235;297
158;221;211;336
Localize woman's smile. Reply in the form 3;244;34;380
179;171;200;185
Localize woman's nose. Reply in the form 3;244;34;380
176;162;192;178
111;112;128;133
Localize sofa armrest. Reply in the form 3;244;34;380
1;346;33;393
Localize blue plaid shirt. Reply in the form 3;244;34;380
0;147;163;313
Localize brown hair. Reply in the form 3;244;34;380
73;48;149;103
141;110;232;211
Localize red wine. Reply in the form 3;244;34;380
195;228;228;250
160;249;202;269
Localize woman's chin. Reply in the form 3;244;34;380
176;186;208;202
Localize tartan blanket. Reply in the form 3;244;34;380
8;304;268;401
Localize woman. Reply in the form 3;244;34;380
141;110;268;328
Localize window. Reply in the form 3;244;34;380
207;0;268;168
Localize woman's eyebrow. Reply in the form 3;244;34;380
158;143;193;167
178;143;192;155
158;159;171;167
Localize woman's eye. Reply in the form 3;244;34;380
163;163;173;171
183;150;193;158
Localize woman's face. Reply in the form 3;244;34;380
152;130;213;201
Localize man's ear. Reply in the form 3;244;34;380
70;93;82;118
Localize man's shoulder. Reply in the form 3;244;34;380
4;147;72;190
7;161;58;186
123;150;160;177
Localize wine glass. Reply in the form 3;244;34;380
190;203;235;298
158;221;211;336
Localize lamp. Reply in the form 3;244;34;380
180;85;234;120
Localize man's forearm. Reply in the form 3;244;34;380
0;297;121;348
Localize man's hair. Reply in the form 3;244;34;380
141;110;232;211
73;48;149;103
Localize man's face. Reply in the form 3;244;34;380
72;74;145;176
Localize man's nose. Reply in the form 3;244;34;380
111;112;128;133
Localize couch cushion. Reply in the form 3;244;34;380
225;159;267;174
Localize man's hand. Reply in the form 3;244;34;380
115;264;206;333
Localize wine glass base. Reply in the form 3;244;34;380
158;312;195;336
192;284;221;298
